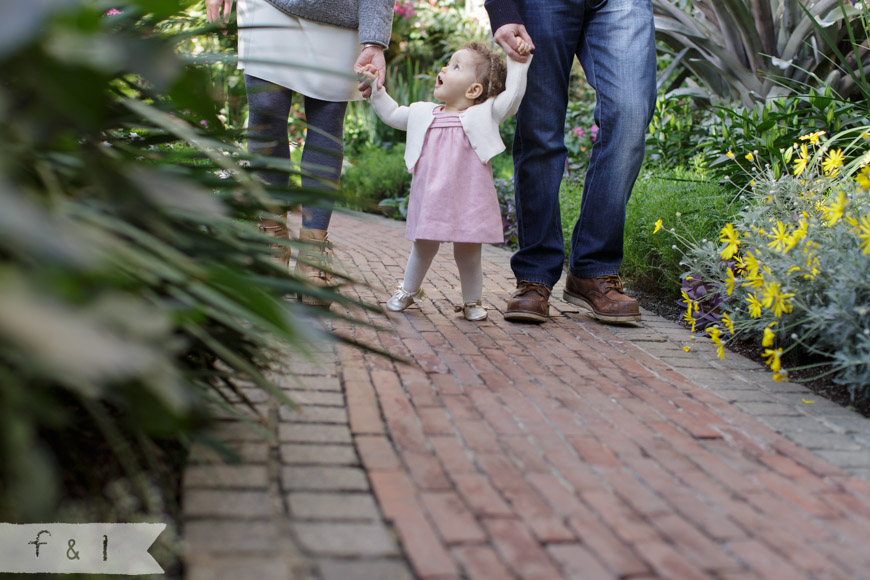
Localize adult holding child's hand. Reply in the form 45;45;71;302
205;0;393;308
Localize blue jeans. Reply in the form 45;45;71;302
510;0;656;287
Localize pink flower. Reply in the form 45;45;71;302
590;124;599;141
106;8;122;15
572;126;586;138
199;120;209;128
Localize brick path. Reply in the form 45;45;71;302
183;210;870;580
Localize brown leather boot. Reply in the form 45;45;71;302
563;273;640;323
258;217;291;270
505;281;551;323
295;228;336;308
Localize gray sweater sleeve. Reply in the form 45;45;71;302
358;0;394;47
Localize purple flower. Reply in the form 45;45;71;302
200;120;209;128
106;8;122;15
590;124;599;141
572;126;586;138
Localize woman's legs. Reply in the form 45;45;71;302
245;74;294;189
454;243;483;303
301;96;347;231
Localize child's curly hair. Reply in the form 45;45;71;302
465;41;507;104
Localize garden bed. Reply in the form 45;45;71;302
626;285;870;418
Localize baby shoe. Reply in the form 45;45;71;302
455;300;487;321
386;285;426;312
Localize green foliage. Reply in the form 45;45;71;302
653;0;870;106
341;144;412;216
0;0;361;542
560;168;736;295
704;88;870;180
668;132;870;399
646;92;709;167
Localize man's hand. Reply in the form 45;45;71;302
206;0;234;25
493;23;535;62
354;45;386;98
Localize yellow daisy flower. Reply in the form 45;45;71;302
653;219;663;234
762;348;783;373
719;223;740;259
822;148;844;176
747;293;762;318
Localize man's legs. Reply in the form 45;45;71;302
569;0;656;278
505;0;582;322
510;1;583;288
560;0;655;323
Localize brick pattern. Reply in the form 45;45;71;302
323;210;870;580
183;209;870;580
182;331;412;580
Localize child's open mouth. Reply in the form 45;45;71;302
436;75;443;87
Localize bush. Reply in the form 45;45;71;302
341;144;412;216
668;131;870;400
559;167;735;294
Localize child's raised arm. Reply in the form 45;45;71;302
357;64;411;131
491;50;533;124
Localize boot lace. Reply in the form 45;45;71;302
599;275;625;293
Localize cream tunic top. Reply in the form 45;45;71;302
237;0;364;102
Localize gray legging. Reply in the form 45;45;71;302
245;74;346;231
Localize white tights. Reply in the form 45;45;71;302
402;241;482;304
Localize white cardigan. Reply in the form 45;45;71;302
369;55;532;171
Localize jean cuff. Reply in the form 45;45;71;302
514;276;554;290
570;269;620;279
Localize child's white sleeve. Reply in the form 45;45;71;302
492;55;533;124
370;88;411;131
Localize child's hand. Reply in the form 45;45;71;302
516;37;532;56
355;64;379;91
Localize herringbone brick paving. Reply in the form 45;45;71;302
327;210;870;580
183;209;870;580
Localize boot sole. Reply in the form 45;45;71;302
503;309;548;323
563;290;641;323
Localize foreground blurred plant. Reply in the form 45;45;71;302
656;129;870;400
0;0;362;542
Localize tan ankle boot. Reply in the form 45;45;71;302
295;228;336;308
258;217;291;270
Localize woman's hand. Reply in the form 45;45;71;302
206;0;234;25
493;23;535;62
354;45;386;98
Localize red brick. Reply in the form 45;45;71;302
454;419;501;452
649;513;741;572
402;450;452;491
483;518;562;580
500;436;550;472
442;395;480;421
525;516;575;543
566;515;650;577
567;435;623;469
430;435;476;474
453;545;518;580
752;471;841;518
355;435;401;471
429;372;463;395
451;473;513;517
526;473;588;516
547;543;620;580
417;407;455;435
728;539;813;580
420;491;487;545
632;539;714;580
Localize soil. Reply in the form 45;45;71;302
624;285;870;419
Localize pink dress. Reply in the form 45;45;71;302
405;108;505;244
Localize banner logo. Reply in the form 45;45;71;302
0;523;165;574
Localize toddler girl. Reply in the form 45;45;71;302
358;41;531;320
